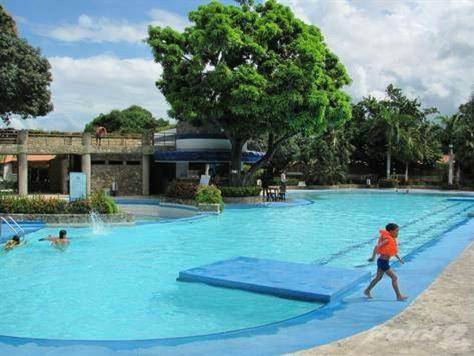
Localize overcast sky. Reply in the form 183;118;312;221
3;0;473;131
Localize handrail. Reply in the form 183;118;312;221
0;217;19;238
8;216;25;235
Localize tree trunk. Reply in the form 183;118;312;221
241;133;291;186
405;162;409;181
229;137;244;186
386;148;391;179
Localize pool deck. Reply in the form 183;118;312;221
0;190;473;355
296;242;474;356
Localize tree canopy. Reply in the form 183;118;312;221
84;105;171;134
148;0;351;185
349;84;441;179
0;5;53;124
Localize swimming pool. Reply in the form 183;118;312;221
0;191;472;341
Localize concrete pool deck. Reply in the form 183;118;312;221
296;242;474;356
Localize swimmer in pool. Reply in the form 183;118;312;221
39;229;69;249
3;235;21;251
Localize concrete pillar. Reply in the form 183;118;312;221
17;130;28;196
82;132;92;195
60;155;69;194
205;164;210;175
18;154;28;196
142;154;150;196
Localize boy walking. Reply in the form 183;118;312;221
364;223;408;301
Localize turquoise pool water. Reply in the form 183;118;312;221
0;191;472;340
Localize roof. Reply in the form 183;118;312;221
154;150;264;164
1;155;56;164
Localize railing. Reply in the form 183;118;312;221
0;130;18;144
0;216;23;239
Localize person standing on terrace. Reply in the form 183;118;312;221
95;125;107;146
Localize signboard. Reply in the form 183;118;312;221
69;172;87;201
200;174;211;186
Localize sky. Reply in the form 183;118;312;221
2;0;473;131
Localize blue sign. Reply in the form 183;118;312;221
69;172;87;201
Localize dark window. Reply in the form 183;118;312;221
126;161;140;165
108;160;123;165
92;160;106;165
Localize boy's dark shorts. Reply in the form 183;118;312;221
377;258;390;271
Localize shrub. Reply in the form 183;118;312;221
195;185;224;211
0;193;118;215
90;190;118;214
166;181;198;199
378;178;399;188
67;199;92;214
220;186;262;197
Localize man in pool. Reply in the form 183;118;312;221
3;235;21;251
39;229;69;248
364;223;408;301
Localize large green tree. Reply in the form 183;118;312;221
84;105;171;134
0;5;53;123
148;0;351;185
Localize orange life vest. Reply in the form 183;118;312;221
377;229;398;256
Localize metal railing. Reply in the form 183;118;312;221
0;216;24;239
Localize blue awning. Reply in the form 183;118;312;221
154;150;265;164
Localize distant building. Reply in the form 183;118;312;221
152;122;263;192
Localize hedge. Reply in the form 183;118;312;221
166;181;198;199
0;191;119;215
220;186;262;197
378;178;399;188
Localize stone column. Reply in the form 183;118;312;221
60;155;69;194
142;154;150;196
17;130;28;196
82;132;92;195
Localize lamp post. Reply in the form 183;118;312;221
448;144;454;186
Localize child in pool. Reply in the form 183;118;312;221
364;223;408;301
3;235;21;251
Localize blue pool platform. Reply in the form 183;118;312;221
178;257;370;303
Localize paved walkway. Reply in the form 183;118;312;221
296;243;474;356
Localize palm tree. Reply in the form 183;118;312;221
368;106;405;178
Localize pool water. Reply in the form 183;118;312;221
0;191;472;340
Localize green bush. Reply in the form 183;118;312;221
220;186;262;197
378;178;399;188
0;194;118;215
90;190;119;214
166;181;198;199
195;185;224;211
67;199;92;214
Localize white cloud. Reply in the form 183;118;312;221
281;0;474;114
41;9;188;43
9;56;171;131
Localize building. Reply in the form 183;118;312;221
0;125;263;196
151;122;263;193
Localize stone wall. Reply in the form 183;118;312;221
91;154;142;195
